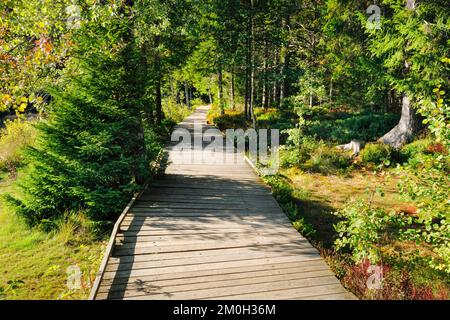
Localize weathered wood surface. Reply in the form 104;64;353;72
93;105;355;300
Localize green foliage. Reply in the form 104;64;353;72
162;99;195;124
0;119;37;172
281;128;351;173
305;113;400;144
333;199;400;264
360;143;395;166
208;108;249;131
254;108;297;132
263;175;315;238
400;138;433;166
292;218;316;238
303;145;351;174
397;86;449;274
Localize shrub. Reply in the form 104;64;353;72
400;138;431;163
305;113;399;144
333;199;400;264
162;99;195;123
303;145;352;174
279;147;309;168
360;143;396;166
208;109;248;130
255;108;297;131
279;137;318;168
0;119;37;173
293;218;316;238
263;175;316;238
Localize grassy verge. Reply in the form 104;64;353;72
0;171;107;300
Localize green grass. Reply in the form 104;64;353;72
0;171;106;300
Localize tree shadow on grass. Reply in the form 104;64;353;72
294;198;341;249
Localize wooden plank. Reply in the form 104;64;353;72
99;259;330;289
204;283;350;300
122;277;342;300
106;249;320;272
113;235;308;251
98;270;335;300
98;263;333;296
108;242;315;264
103;255;323;280
121;215;290;224
118;226;294;236
114;231;303;245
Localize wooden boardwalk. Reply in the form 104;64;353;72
90;106;355;300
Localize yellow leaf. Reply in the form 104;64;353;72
17;103;27;112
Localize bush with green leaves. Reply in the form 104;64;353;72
360;143;396;166
397;85;450;274
279;135;319;168
263;175;315;238
281;128;351;173
303;145;351;174
333;199;401;264
304;113;399;144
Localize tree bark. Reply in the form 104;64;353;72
218;65;224;115
249;0;256;128
379;0;419;148
207;86;212;105
329;77;333;105
273;49;280;108
154;36;163;125
262;26;269;110
379;94;420;148
278;15;290;108
155;74;162;124
184;81;190;109
230;70;235;110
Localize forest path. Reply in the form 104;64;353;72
90;105;355;300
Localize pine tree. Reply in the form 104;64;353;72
6;5;150;226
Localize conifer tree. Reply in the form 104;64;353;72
6;4;150;225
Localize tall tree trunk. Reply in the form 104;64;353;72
184;81;190;109
379;0;420;148
169;76;176;103
380;94;420;148
218;65;224;115
154;36;163;125
278;15;290;108
273;49;280;108
230;70;235;110
329;77;333;106
155;74;162;124
262;24;269;110
249;0;256;128
176;90;181;105
207;86;212;105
